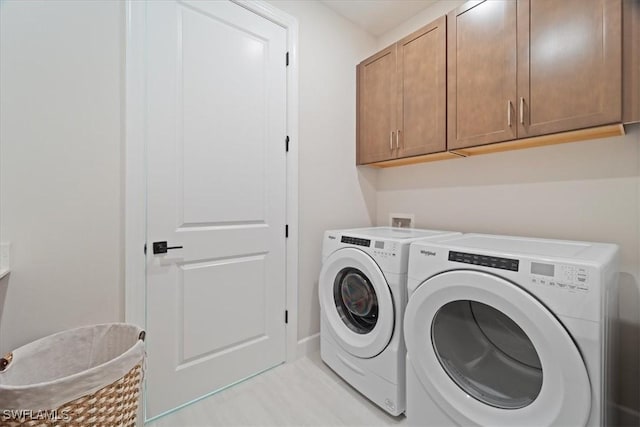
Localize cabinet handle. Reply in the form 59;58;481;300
507;101;512;127
520;97;525;125
396;129;401;149
390;131;394;151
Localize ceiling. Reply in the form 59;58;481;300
321;0;439;36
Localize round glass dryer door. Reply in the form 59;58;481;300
432;300;542;409
403;270;591;427
319;248;394;358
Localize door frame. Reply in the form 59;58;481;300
123;0;299;375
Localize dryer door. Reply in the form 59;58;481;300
404;270;591;427
319;248;394;358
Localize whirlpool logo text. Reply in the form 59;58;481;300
420;250;437;256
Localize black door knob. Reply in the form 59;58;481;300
152;241;183;254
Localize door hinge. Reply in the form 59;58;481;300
144;243;147;255
285;224;289;238
285;135;290;152
286;51;289;66
285;310;288;324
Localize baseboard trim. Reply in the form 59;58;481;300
296;333;320;359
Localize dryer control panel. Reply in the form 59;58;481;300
448;251;519;271
529;262;590;293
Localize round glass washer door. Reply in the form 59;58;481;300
333;268;379;334
404;270;591;427
319;248;394;358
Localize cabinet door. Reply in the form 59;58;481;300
447;1;517;150
397;16;447;158
517;0;622;138
357;45;397;164
622;0;640;124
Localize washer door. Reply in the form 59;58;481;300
319;248;394;358
404;270;591;427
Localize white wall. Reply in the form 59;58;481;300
266;1;378;343
376;0;465;49
373;0;640;421
0;1;123;352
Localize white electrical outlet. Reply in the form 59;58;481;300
389;213;415;228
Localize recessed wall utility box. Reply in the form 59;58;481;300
389;213;415;228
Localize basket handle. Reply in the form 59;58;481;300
138;331;146;341
0;352;13;372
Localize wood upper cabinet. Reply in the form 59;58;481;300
357;45;397;164
518;0;622;138
623;0;640;124
357;16;446;165
447;1;518;150
358;0;633;166
397;16;447;158
449;0;623;150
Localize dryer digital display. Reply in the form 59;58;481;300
531;262;555;277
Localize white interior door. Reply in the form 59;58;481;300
144;0;287;419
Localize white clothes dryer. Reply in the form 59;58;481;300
404;233;619;427
319;227;460;416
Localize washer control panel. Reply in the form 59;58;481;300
372;240;397;258
341;236;370;247
529;262;590;293
339;235;398;258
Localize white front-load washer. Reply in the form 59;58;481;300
318;227;460;416
404;233;619;426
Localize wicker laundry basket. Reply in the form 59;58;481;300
0;323;145;427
